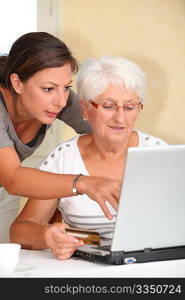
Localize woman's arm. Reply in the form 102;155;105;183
0;147;120;219
10;198;58;249
10;198;83;259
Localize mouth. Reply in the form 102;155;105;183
108;125;125;130
45;111;59;118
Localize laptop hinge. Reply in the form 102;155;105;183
144;248;152;253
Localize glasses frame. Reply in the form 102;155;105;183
90;100;143;112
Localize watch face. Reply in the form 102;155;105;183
72;187;77;193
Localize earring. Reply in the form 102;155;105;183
83;116;86;121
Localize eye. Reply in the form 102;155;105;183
124;105;136;111
102;103;115;110
64;85;72;92
43;87;54;92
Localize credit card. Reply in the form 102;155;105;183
65;228;100;246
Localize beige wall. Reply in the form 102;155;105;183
57;0;185;144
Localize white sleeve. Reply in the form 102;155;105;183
38;143;65;174
37;137;79;175
137;131;168;147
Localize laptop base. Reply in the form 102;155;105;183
73;245;185;265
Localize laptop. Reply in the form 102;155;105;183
73;145;185;264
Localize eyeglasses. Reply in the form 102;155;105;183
90;100;143;113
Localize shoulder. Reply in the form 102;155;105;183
0;95;9;127
38;135;80;171
137;130;168;147
54;135;80;151
0;96;6;118
0;97;14;148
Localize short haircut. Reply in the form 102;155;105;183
76;56;146;102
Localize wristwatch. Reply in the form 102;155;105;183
72;174;83;195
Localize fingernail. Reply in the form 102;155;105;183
74;239;80;243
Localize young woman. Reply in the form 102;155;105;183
0;33;120;242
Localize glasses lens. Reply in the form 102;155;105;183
100;101;141;113
123;104;139;111
101;103;117;111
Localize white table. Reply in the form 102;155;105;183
12;249;185;278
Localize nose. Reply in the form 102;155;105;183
112;107;127;123
53;90;67;109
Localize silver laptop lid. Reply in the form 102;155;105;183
111;145;185;252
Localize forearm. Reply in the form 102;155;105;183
5;165;121;220
8;166;76;199
10;221;49;250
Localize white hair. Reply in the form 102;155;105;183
76;56;146;102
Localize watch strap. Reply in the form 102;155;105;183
72;174;83;195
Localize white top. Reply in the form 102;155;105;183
39;131;168;239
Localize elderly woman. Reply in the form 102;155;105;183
10;56;167;260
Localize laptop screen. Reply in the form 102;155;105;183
111;145;185;252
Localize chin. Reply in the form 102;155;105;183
40;117;56;125
110;134;129;144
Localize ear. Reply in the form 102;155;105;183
80;100;89;121
10;73;23;94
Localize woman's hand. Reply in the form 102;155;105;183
77;176;121;220
44;223;84;260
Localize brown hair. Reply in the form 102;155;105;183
0;32;78;94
